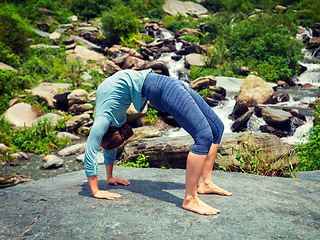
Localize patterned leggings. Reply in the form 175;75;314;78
142;73;224;155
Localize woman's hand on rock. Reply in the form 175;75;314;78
108;177;131;186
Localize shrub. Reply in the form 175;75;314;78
295;103;320;171
101;4;139;43
164;14;197;33
0;4;31;63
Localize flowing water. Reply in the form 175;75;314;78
157;28;319;145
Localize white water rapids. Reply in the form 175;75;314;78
154;28;318;145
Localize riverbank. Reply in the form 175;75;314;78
1;165;319;239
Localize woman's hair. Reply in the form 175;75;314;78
100;124;133;150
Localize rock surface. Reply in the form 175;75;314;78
163;0;208;17
4;103;38;128
0;167;319;239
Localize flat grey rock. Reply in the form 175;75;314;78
0;166;319;239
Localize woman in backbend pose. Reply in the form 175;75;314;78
84;69;232;215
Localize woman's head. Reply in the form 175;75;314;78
100;124;133;150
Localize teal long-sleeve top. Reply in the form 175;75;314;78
84;69;152;178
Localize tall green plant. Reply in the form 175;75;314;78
295;103;320;171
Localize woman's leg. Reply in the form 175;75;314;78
197;144;232;196
182;152;220;215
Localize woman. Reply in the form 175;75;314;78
84;69;232;215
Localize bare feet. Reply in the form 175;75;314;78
182;196;220;215
197;182;232;196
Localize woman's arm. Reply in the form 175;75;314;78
105;163;131;186
87;175;122;199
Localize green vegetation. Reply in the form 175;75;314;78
0;116;71;156
295;103;320;171
144;108;159;125
233;139;295;177
119;154;150;168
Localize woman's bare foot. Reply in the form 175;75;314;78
197;182;232;196
182;196;220;215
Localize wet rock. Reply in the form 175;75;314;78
232;75;274;118
42;157;64;169
65;113;91;131
261;106;292;131
189;76;216;90
58;143;86;157
43;155;57;162
231;110;254;132
4;103;38;128
260;125;289;138
269;91;290;104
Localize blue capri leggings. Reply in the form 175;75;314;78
142;73;224;155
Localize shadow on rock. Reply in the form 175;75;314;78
79;179;185;207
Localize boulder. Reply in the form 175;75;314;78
37;113;62;127
31;83;59;109
231;110;254;132
259;125;289;138
269;91;290;104
100;60;122;74
237;75;274;107
69;103;94;113
261;106;292;131
67;89;88;106
189;76;216;90
0;174;33;188
67;45;106;63
122;56;146;70
57;143;86;156
140;62;170;76
4;103;38;128
185;53;207;68
56;132;80;140
0;143;7;155
232;75;274;118
42;157;64;169
65;113;91;131
163;0;208;17
120;132;298;173
49;32;61;40
0;62;18;72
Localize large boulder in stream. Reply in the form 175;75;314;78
231;75;274;119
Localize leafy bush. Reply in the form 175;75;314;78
119;154;150;168
164;14;197;32
13;117;71;154
144;108;158;125
295;103;320;171
202;12;303;82
101;4;139;43
0;4;31;64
